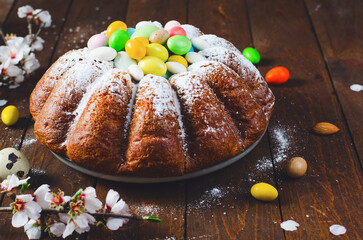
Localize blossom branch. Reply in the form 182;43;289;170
0;28;7;44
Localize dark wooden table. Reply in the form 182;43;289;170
0;0;362;239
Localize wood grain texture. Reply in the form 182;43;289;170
0;0;14;26
186;0;284;239
304;0;363;162
247;0;363;238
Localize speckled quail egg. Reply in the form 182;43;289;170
0;148;30;180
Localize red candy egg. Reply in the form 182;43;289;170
169;26;186;37
265;66;290;85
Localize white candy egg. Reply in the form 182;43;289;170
166;62;187;74
0;148;30;180
89;46;117;61
114;51;137;70
164;20;181;32
127;64;144;81
135;21;163;29
191;37;211;51
185;52;206;64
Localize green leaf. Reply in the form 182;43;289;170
144;216;162;223
20;182;30;194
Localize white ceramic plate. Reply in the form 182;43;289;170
52;127;266;183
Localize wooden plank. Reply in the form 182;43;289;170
304;0;363;162
88;0;188;239
0;0;14;25
186;0;285;239
247;0;363;238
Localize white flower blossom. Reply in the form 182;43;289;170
24;53;40;74
0;60;25;83
33;9;52;28
24;219;41;239
105;189;130;230
33;184;50;209
11;194;41;228
1;174;30;191
25;36;44;51
82;187;102;213
59;212;95;238
49;221;66;237
0;45;23;65
17;5;34;18
44;190;71;210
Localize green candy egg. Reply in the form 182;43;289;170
242;47;260;64
167;35;191;55
146;43;169;62
131;25;158;39
138;56;167;76
109;30;130;51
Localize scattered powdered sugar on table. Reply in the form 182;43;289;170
0;99;7;106
350;84;363;92
22;138;37;147
329;224;347;236
271;127;291;162
9;84;20;89
255;156;273;172
280;220;300;231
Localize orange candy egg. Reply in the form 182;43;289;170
265;66;290;85
106;21;127;38
125;39;146;59
135;37;149;47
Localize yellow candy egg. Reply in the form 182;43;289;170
168;55;188;68
125;39;146;59
1;105;19;126
250;182;278;201
135;37;149;47
106;21;127;38
138;56;167;76
146;43;169;62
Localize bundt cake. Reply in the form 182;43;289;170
29;20;275;177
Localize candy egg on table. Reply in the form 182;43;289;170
286;157;307;178
242;47;261;64
125;39;147;59
169;26;187;37
127;64;144;82
146;43;169;62
164;20;181;32
0;148;30;179
149;29;169;44
106;20;127;38
87;34;108;50
135;37;149;47
1;105;19;126
138;56;167;76
251;182;278;201
265;66;290;85
108;29;130;51
168;55;188;68
185;52;206;64
89;46;117;61
114;51;137;70
131;25;159;39
167;35;192;55
166;61;187;74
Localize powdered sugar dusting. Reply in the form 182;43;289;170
196;35;241;54
329;224;347;236
181;24;203;39
124;81;138;136
0;99;7;106
280;220;300;231
271;127;291;162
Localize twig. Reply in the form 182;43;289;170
0;28;7;45
29;23;44;46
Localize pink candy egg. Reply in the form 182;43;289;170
87;34;108;50
169;26;186;37
164;20;181;32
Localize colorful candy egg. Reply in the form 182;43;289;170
0;148;30;179
135;21;162;29
188;45;194;52
163;71;172;80
146;43;169;62
131;25;158;39
125;39;146;59
149;29;169;44
87;34;108;50
106;21;127;38
169;26;187;37
114;51;137;70
164;20;181;32
168;55;188;68
109;30;130;51
185;52;205;64
251;182;278;201
135;37;149;47
167;35;192;55
243;47;260;64
127;27;136;36
127;64;144;82
138;56;167;76
1;105;19;126
89;46;117;61
265;66;290;85
166;62;187;74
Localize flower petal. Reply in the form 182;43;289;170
85;197;102;213
75;225;90;234
62;221;76;239
12;211;28;228
106;217;125;230
50;222;66;237
112;199;129;215
24;201;41;220
25;225;41;239
74;214;88;229
106;189;119;208
58;213;69;223
17;194;34;202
